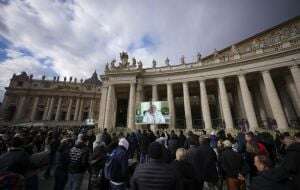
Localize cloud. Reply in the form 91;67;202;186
0;0;299;101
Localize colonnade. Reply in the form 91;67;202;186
12;96;96;122
100;65;300;131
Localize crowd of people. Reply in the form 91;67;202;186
0;125;299;190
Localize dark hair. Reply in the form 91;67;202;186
199;137;210;145
246;132;254;138
256;155;272;168
10;136;24;148
190;134;199;146
148;142;163;159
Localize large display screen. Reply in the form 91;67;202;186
135;101;170;124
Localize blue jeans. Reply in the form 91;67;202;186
110;182;126;190
68;173;84;190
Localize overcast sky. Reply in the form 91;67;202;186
0;0;300;101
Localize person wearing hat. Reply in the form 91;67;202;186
106;138;129;190
67;134;90;190
131;142;180;190
219;140;245;190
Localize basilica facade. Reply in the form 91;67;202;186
0;16;300;132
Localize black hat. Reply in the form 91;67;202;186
148;142;163;159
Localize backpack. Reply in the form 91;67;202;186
103;150;118;181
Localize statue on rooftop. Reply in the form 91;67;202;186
152;59;157;68
105;63;109;72
181;55;185;64
197;53;202;62
213;49;219;58
120;51;129;67
132;57;137;67
110;59;116;68
138;60;143;69
165;57;170;66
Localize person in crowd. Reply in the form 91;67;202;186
219;140;245;190
184;131;194;149
155;132;168;147
0;136;32;177
131;142;180;190
88;143;108;190
67;134;90;190
93;133;105;150
105;138;129;190
44;131;60;179
251;154;288;190
279;135;300;190
53;136;73;190
198;136;218;189
101;128;112;146
168;130;179;159
186;134;204;189
106;132;119;154
139;130;150;163
171;148;196;190
177;130;186;148
126;132;138;159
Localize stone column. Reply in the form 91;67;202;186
0;94;9;120
47;97;55;120
78;98;84;121
0;94;8;113
218;78;234;130
167;83;176;129
127;83;136;129
238;74;259;131
183;82;193;130
98;86;108;129
199;80;212;131
55;97;62;121
261;70;288;130
290;65;300;96
152;84;158;101
88;99;94;119
136;83;143;105
259;79;273;118
30;96;39;121
104;85;114;129
42;97;50;120
236;83;246;119
151;84;158;130
14;96;26;121
253;88;268;127
73;98;80;121
285;75;300;116
66;98;73;121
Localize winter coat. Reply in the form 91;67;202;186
130;159;180;190
168;138;179;159
108;146;129;183
186;144;218;184
68;142;90;173
171;160;196;190
251;170;289;190
0;148;31;176
281;142;300;190
220;147;244;178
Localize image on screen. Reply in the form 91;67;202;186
135;101;170;124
